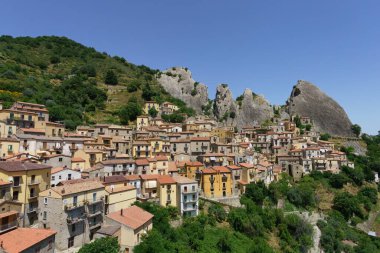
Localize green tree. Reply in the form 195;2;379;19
78;237;119;253
208;204;227;222
329;173;350;188
333;192;363;220
104;70;118;85
351;124;362;137
320;133;331;141
118;99;142;124
148;107;158;118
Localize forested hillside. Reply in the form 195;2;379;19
0;36;194;128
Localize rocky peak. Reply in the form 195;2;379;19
287;80;353;136
156;67;208;113
213;84;236;120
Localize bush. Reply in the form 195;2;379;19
208;204;227;222
118;99;142;124
78;237;119;253
329;173;350;188
333;192;363;220
104;70;118;85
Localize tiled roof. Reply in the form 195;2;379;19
71;157;85;162
135;159;149;166
105;185;135;193
51;179;104;196
0;228;56;253
101;159;135;165
125;175;140;181
107;205;153;230
157;175;176;185
0;161;51;172
173;176;196;184
102;175;128;184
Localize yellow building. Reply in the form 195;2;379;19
143;101;160;114
136;115;149;131
132;140;150;158
0;122;17;138
71;157;86;171
73;149;105;169
181;161;204;181
0;137;20;158
201;166;232;198
105;185;137;214
157;175;177;207
0;161;52;226
210;127;234;143
147;156;169;175
35;121;65;137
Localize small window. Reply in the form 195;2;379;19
59;158;63;162
51;176;55;181
44;197;48;204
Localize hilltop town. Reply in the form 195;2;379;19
0;97;367;253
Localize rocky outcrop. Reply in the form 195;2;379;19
212;85;273;129
286;80;353;136
235;89;273;128
213;84;237;125
157;67;208;113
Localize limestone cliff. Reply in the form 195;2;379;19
286;80;353;136
157;67;208;113
213;84;238;126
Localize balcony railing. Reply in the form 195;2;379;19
183;188;197;194
64;202;84;211
26;206;38;213
87;209;102;218
87;197;104;206
184;198;197;203
89;221;101;230
67;216;84;224
0;220;18;232
28;194;38;201
28;180;40;186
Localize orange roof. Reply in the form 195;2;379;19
212;166;231;173
135;159;149;166
227;165;240;170
51;167;65;174
157;175;176;185
125;175;140;181
168;161;179;172
0;210;18;219
238;180;249;185
0;228;56;253
105;185;135;193
239;163;254;168
20;128;45;133
0;179;11;186
184;161;203;167
71;157;85;162
107;205;153;230
140;174;159;180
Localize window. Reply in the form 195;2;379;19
92;193;97;202
73;196;78;205
43;211;47;220
58;175;62;180
44;197;48;205
52;176;55;181
7;145;12;152
71;224;76;232
68;237;74;248
59;158;63;162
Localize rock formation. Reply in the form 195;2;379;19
286;80;353;136
157;67;208;113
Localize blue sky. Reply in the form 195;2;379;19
1;1;380;134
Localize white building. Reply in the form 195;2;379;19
173;176;199;217
51;166;82;187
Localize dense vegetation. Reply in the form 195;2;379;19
78;237;119;253
0;35;194;128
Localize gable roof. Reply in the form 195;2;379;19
0;228;56;253
0;161;51;172
107;205;153;230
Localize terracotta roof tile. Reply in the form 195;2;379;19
0;228;56;253
107;205;153;230
157;175;176;185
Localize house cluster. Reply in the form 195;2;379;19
0;100;354;252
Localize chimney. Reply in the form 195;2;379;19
120;209;123;216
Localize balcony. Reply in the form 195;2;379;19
89;221;102;230
26;206;38;214
28;194;38;201
87;209;102;218
87;197;104;206
67;216;84;224
64;202;84;211
183;188;197;194
28;179;40;186
184;198;197;203
12;183;21;188
0;220;18;233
